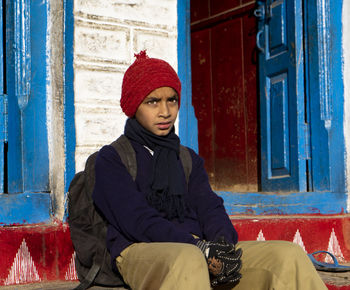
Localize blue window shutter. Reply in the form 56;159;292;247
0;3;5;193
6;0;26;193
6;0;49;193
258;0;307;192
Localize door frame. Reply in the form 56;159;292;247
178;0;347;215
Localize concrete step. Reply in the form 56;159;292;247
0;281;126;290
319;271;350;289
0;271;349;289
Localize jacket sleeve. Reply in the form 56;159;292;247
92;145;197;245
187;148;239;244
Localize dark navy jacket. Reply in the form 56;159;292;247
92;139;238;265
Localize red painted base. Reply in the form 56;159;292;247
0;216;349;289
328;287;350;290
0;222;76;286
232;216;350;261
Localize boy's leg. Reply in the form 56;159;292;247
217;240;327;290
116;242;211;290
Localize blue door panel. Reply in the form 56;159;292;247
268;73;290;178
6;0;23;193
268;0;287;57
7;98;22;193
259;0;307;192
23;0;49;192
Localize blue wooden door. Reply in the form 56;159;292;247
257;0;307;192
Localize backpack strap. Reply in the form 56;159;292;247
179;145;192;185
111;135;137;181
73;247;105;290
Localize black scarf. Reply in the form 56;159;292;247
124;118;186;221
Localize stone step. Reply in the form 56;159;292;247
0;271;349;290
0;281;126;290
319;270;350;289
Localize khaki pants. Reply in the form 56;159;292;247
116;241;327;290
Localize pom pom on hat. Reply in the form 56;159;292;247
121;50;181;117
134;50;148;60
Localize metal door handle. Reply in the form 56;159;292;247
256;30;264;53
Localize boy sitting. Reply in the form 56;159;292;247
92;51;326;290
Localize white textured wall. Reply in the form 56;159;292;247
343;1;350;210
73;0;179;171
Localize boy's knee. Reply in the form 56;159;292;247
280;241;305;254
159;244;210;289
268;241;307;262
173;244;206;262
170;244;207;271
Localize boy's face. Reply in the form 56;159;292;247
135;86;179;136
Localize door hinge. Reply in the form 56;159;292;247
304;123;311;160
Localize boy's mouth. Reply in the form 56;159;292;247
156;121;172;130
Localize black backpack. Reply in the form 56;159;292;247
67;135;192;290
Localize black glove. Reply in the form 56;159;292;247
211;255;242;287
211;271;242;287
196;237;242;286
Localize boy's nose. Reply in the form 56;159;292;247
159;102;170;117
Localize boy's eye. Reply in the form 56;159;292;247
145;99;158;105
168;97;178;103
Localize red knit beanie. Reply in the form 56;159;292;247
121;50;182;117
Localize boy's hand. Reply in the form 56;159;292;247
210;250;242;287
196;237;242;286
